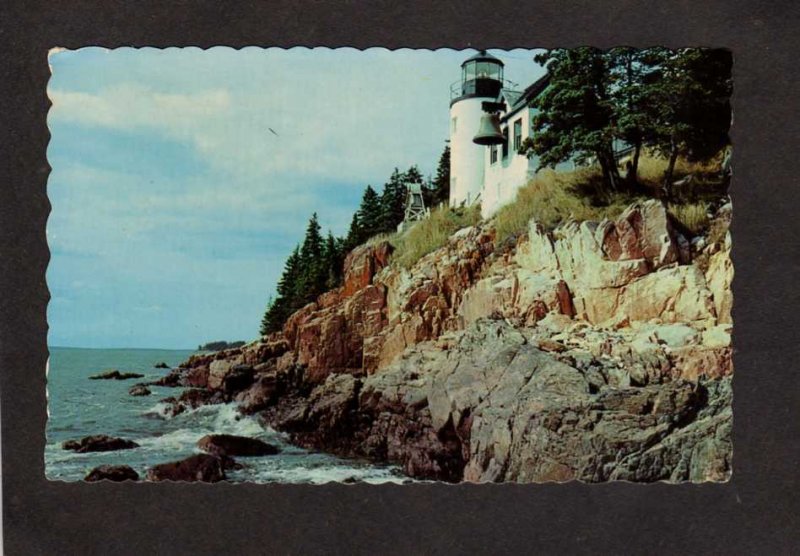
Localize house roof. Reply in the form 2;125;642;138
500;73;551;122
498;88;522;107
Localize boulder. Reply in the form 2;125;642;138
85;465;140;482
63;435;140;453
146;454;227;483
128;384;151;396
600;200;685;268
197;434;280;457
89;370;144;380
153;362;170;369
236;374;280;415
160;388;224;418
208;359;252;393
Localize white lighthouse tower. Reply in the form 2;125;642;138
448;50;505;207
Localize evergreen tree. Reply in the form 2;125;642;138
523;47;621;191
259;246;302;335
358;185;383;238
278;246;303;313
344;212;365;252
430;145;451;207
642;48;732;197
299;212;323;263
323;231;344;290
607;47;657;188
379;169;406;234
297;213;327;301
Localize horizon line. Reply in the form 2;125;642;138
49;345;198;351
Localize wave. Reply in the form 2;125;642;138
137;402;280;449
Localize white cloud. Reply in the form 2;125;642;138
45;48;546;347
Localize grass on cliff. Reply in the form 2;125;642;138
390;204;481;269
492;167;638;243
667;201;711;236
492;151;728;243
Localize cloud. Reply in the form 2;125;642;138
45;47;545;348
49;85;232;132
47;49;458;187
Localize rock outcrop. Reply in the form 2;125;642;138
85;465;140;482
129;384;151;396
146;454;227;483
62;435;140;453
170;200;733;483
197;434;280;457
89;370;144;380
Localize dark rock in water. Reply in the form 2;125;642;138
342;476;362;484
85;464;140;482
146;454;226;482
89;370;144;380
129;384;151;396
160;388;224;417
153;361;170;369
63;435;140;453
197;434;280;457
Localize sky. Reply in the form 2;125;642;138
47;47;546;349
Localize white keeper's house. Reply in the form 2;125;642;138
448;50;576;218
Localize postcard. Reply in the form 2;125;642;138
45;46;732;484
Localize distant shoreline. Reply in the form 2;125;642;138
48;345;198;352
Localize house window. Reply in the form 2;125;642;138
451;117;457;134
513;118;523;152
502;127;509;158
490;144;498;164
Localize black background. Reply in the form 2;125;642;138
1;1;799;554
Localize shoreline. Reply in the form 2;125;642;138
152;198;733;483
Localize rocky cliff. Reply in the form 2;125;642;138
167;199;733;482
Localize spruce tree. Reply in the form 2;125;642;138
259;245;303;334
378;170;406;234
344;213;365;252
358;185;383;238
323;231;344;290
298;213;326;301
430;145;451;207
607;47;658;188
277;246;302;313
642;48;732;197
523;47;621;191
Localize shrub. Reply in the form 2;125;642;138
391;205;480;269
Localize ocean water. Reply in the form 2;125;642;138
45;347;407;484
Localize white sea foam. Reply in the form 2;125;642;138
142;401;174;420
244;463;407;485
136;428;203;451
